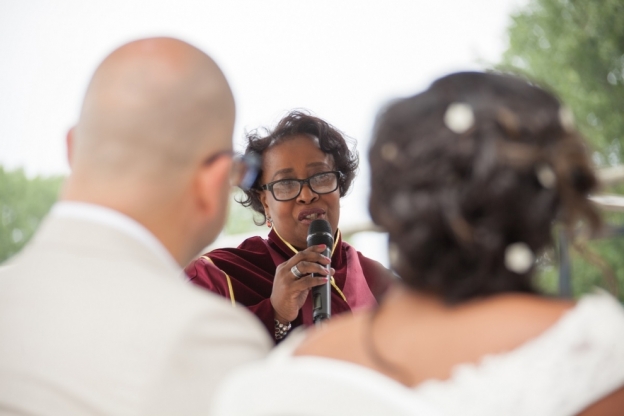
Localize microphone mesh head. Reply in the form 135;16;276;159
307;219;333;248
308;219;332;235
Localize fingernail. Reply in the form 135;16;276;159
317;244;326;249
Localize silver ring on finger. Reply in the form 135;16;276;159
291;264;304;279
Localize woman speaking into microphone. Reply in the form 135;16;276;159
185;111;390;342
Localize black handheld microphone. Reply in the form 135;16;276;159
307;219;333;324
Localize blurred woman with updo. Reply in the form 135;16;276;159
211;72;624;416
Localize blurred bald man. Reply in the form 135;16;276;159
0;38;271;415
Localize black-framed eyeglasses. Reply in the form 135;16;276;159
203;150;260;191
260;171;343;201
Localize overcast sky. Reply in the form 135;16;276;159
0;0;527;264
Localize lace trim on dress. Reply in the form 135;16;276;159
412;290;624;416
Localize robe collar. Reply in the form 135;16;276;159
268;227;342;263
267;227;348;302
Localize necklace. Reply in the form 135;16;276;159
363;304;413;386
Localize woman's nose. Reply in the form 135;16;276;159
297;183;319;203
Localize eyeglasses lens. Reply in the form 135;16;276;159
311;173;337;191
232;153;261;190
272;172;338;201
273;181;300;200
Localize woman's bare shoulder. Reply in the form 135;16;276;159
473;294;575;332
294;293;577;358
294;311;368;360
432;294;576;358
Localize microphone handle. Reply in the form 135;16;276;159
312;245;331;323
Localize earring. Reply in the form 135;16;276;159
266;217;273;228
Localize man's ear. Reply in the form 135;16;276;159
195;156;231;219
66;127;75;167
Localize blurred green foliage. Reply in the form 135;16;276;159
0;167;64;264
223;189;261;235
499;0;624;165
498;0;624;300
534;212;624;301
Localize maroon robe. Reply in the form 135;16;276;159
185;229;391;341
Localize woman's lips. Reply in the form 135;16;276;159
298;208;326;222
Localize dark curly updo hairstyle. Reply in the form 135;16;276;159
369;72;601;304
239;110;359;224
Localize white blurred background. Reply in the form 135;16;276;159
0;0;527;265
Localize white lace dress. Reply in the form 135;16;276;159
210;291;624;416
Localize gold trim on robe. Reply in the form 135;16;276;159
201;256;236;307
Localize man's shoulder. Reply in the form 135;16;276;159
3;229;240;322
1;228;271;357
0;234;271;415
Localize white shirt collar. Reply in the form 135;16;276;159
51;201;182;273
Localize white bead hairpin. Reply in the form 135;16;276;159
381;142;399;162
558;106;575;133
391;192;413;219
444;103;475;134
536;164;557;189
504;242;535;274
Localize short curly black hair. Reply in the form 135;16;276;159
369;72;600;304
239;110;359;224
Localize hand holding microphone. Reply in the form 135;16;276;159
270;244;333;324
270;219;334;326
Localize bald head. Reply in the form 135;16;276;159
62;38;237;265
71;37;235;185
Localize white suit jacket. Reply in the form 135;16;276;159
0;212;272;415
